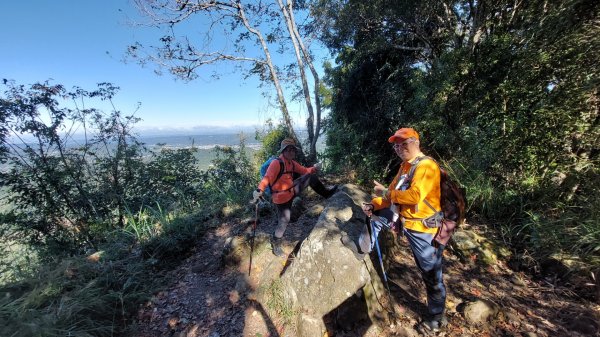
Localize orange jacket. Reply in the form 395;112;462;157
371;154;441;234
258;154;316;204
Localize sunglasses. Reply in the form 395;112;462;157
392;139;415;149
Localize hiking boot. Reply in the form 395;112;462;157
325;185;338;199
341;234;365;260
419;313;448;332
271;236;285;257
309;176;337;199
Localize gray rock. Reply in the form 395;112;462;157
463;299;500;325
451;229;510;265
452;230;482;252
290;196;305;221
260;184;388;337
257;200;274;216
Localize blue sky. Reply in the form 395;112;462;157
1;0;325;133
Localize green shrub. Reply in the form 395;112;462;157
0;80;259;336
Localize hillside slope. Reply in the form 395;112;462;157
133;185;599;337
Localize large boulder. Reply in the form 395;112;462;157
452;228;511;265
259;184;389;337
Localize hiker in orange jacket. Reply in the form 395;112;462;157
253;138;337;257
342;127;447;332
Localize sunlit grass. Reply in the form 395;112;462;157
0;206;214;337
123;203;172;243
264;279;297;328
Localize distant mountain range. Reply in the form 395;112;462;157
134;124;261;137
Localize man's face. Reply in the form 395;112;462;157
393;138;419;161
283;146;297;160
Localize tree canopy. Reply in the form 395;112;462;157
317;0;599;260
128;0;327;162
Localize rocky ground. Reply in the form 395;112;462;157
133;183;600;337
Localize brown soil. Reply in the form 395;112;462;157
133;185;600;337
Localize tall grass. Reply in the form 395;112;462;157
455;154;600;274
122;203;171;243
0;205;211;337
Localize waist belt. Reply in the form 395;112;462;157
272;186;294;194
402;217;427;221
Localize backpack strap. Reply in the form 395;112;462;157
406;156;432;181
404;155;431;191
269;158;285;189
403;155;441;217
270;158;296;194
423;199;439;213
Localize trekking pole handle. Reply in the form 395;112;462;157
362;202;374;217
251;189;265;204
250;196;265;205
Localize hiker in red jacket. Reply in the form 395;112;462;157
252;138;337;257
342;127;448;332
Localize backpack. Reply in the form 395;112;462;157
407;156;466;245
259;156;296;195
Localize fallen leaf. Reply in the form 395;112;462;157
167;316;179;329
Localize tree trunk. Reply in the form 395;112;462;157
277;0;318;162
236;1;298;142
287;0;323;162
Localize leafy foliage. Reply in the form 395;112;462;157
316;0;600;266
199;141;256;206
253;119;310;166
0;80;258;335
0;81;143;254
254;121;292;164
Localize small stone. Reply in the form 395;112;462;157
510;274;526;286
229;290;240;303
463;299;500;325
167;316;179;329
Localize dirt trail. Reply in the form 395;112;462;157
134;189;600;337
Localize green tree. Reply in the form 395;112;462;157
0;81;205;255
0;81;141;253
316;0;600;263
129;0;326;163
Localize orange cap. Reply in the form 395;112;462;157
388;128;419;143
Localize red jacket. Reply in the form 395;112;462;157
258;154;316;204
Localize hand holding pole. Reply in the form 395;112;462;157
252;189;264;204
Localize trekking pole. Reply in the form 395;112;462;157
365;213;400;320
248;199;260;276
366;215;391;293
248;196;265;276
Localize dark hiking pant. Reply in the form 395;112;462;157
404;228;446;316
358;209;446;316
